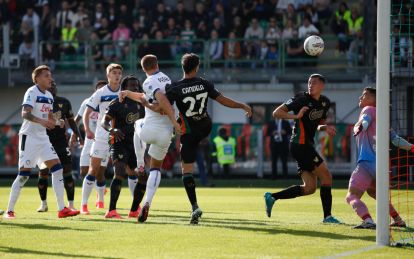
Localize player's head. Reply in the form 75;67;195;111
141;54;159;74
32;65;52;88
359;86;376;108
106;63;123;86
49;80;57;96
94;80;107;91
121;75;142;92
308;74;325;98
182;53;200;74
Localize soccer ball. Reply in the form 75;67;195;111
303;35;324;56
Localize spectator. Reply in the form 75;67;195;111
304;4;321;32
283;3;301;27
42;16;60;42
18;21;34;44
193;2;209;31
93;2;105;29
212;127;236;179
18;37;36;69
331;2;350;52
96;17;111;41
346;7;364;67
22;7;40;30
137;7;150;31
164;17;180;40
151;30;171;61
244;18;264;41
154;2;170;28
103;42;121;64
346;7;364;38
254;0;272;21
196;20;209;40
267;117;291;178
224;31;241;68
112;20;131;58
212;17;227;38
42;42;59;71
137;33;152;58
77;17;93;44
267;44;279;67
107;7;118;31
181;19;195;53
209;29;223;62
298;16;319;39
89;32;103;70
265;17;281;45
286;30;305;66
119;4;132;28
259;41;269;67
56;0;74;28
242;0;256;21
276;0;295;13
244;18;264;65
313;0;331;22
61;19;78;55
173;1;189;28
212;2;228;28
282;19;297;40
232;16;245;38
40;3;54;41
130;20;146;40
149;21;161;38
72;5;88;28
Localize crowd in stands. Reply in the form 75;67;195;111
0;0;367;70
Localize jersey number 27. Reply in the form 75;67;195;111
183;92;208;117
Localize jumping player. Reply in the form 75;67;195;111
165;53;252;224
36;81;83;212
4;65;79;219
347;87;409;229
264;74;341;224
80;63;123;214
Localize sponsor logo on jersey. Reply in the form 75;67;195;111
309;109;324;120
126;112;140;124
40;104;52;113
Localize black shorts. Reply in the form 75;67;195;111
180;122;212;163
110;140;137;169
51;141;72;166
290;143;323;173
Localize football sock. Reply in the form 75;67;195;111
96;180;106;203
109;178;122;211
37;177;49;201
63;173;75;203
320;185;332;218
389;204;400;220
346;194;370;220
131;182;146;211
81;174;95;205
7;172;30;212
51;164;65;211
128;175;138;197
271;185;303;200
143;168;161;206
182;173;198;210
134;134;147;169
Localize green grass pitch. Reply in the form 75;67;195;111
0;179;413;258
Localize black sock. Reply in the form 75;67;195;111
320;186;332;219
109;178;122;211
182;174;198;210
271;185;303;200
131;183;146;212
38;178;48;201
63;174;75;202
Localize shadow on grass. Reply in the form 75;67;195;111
1;222;92;232
0;246;120;259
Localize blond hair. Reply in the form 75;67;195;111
106;63;123;75
32;65;51;83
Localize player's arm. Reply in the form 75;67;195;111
119;90;146;103
68;117;83;145
273;104;308;120
154;91;182;135
215;95;252;117
317;119;336;137
390;128;414;152
101;104;124;142
353;113;372;136
22;105;55;129
83;107;95;140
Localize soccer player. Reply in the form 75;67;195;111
4;65;79;219
264;74;341;224
165;53;252;224
71;80;107;179
346;87;409;229
36;81;83;212
102;76;146;219
80;63;123;214
119;54;181;223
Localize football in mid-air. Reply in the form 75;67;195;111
303;35;324;56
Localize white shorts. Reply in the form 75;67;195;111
135;119;172;161
18;134;59;169
80;138;108;167
90;137;110;163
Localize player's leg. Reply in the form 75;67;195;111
105;159;126;219
5;134;38;219
345;163;375;228
130;168;147;218
134;119;147;171
37;165;49;212
79;137;93;178
126;147;139;197
95;152;108;209
57;145;75;210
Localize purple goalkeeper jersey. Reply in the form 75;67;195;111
354;106;376;163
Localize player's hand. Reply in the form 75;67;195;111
41;119;55;130
86;129;95;140
173;121;182;135
59;119;65;128
119;90;129;102
353;121;363;136
110;128;125;142
325;125;337;137
296;106;309;119
69;133;77;148
243;104;252;117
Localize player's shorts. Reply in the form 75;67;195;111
90;137;110;163
135;119;172;161
50;140;72;165
18;134;58;169
348;161;375;191
110;140;137;170
80;138;108;167
290;143;324;173
180;121;212;164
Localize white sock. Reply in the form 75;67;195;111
41;200;47;206
51;169;65;211
7;175;29;212
143;169;161;206
68;200;74;208
364;217;375;224
128;176;138;197
96;185;105;203
134;132;147;169
81;175;95;206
